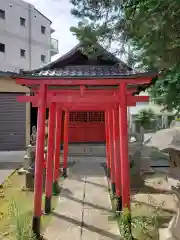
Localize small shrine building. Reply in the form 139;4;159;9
29;43;136;143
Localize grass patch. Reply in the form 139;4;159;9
110;195;172;240
0;171;60;239
106;172;174;240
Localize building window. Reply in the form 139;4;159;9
0;9;5;19
0;43;5;53
41;54;46;62
20;17;26;27
20;49;26;58
41;26;46;34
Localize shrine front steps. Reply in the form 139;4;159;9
61;144;106;157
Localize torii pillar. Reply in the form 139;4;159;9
63;109;69;178
119;82;131;234
32;84;47;237
53;107;62;194
112;106;122;212
108;109;116;195
44;101;56;214
105;111;110;178
119;83;130;209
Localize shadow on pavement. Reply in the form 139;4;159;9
63;194;112;213
52;212;120;240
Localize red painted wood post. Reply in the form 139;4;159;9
112;106;122;212
105;111;110;178
63;109;69;178
32;84;47;238
119;83;130;210
44;101;56;214
108;109;116;195
53;107;62;195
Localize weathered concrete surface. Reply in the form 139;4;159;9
0;169;14;185
44;177;84;240
44;157;120;240
63;144;106;157
0;151;25;162
82;171;120;240
0;151;24;184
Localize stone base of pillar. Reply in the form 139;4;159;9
107;168;111;178
25;170;46;191
44;196;51;214
62;168;68;178
111;182;116;196
116;196;122;212
32;216;41;239
52;181;61;196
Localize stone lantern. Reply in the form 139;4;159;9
146;120;180;240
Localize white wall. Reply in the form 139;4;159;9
128;92;175;131
129;92;150;116
0;0;52;71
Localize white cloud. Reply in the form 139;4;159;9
25;0;78;60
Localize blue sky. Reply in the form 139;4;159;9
26;0;78;60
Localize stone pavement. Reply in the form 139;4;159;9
44;157;120;240
0;169;14;185
0;151;24;184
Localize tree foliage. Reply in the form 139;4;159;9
136;108;155;129
70;0;180;113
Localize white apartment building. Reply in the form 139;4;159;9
0;0;59;72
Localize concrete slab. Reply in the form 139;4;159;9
44;175;84;240
82;171;120;240
0;169;14;185
159;228;173;240
0;151;24;184
0;151;24;162
44;157;120;240
84;179;111;212
82;210;120;239
82;196;120;239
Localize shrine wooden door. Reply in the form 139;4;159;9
63;111;105;143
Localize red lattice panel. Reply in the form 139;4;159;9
69;111;104;123
67;111;105;143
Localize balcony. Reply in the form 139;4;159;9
50;38;59;57
50;27;55;34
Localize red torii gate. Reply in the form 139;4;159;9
15;75;154;237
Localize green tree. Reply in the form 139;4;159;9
70;0;180;112
136;108;156;129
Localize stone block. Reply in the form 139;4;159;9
25;170;46;191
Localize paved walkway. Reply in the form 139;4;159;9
44;157;120;240
0;169;14;185
0;151;24;184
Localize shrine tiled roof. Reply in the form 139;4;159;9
20;65;156;79
16;42;157;81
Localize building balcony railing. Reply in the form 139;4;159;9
50;38;59;56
